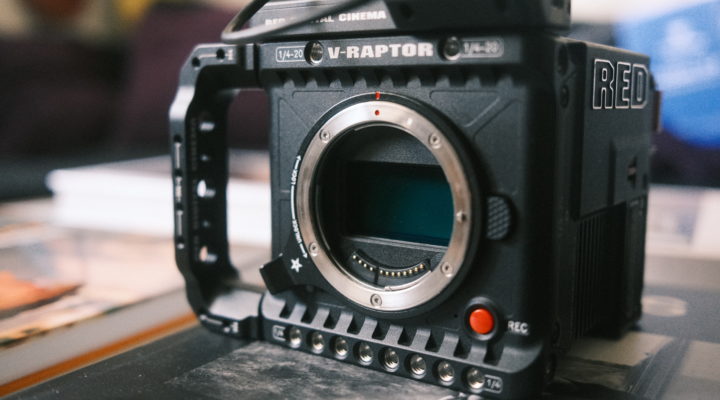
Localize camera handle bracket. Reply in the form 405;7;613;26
170;43;265;340
260;232;335;295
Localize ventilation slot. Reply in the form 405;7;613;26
573;211;610;337
398;329;413;346
372;323;388;340
454;339;470;359
425;332;440;352
323;311;338;329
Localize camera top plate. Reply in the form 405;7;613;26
249;0;571;40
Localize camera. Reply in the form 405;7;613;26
170;1;659;397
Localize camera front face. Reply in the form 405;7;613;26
258;32;559;397
171;2;654;398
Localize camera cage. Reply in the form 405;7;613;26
171;0;555;332
170;0;656;397
170;41;264;335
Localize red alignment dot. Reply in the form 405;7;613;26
374;110;380;116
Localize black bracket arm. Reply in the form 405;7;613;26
170;43;264;339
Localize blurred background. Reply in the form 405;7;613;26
0;0;266;199
0;0;718;198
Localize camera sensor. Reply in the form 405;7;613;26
345;161;453;246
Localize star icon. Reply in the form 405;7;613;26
290;258;302;273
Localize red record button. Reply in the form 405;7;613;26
469;307;495;335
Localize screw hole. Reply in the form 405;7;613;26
216;49;226;60
408;354;427;378
436;361;456;384
198;246;217;264
197;180;216;199
198;113;215;133
356;342;373;365
191;57;201;68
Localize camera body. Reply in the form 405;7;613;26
170;1;657;397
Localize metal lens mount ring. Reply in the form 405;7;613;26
296;100;474;312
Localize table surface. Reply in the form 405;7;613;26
4;186;720;399
5;253;720;400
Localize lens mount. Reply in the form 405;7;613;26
295;100;475;312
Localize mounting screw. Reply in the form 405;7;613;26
466;368;485;391
437;361;456;383
441;263;454;277
319;131;331;143
306;41;324;65
288;326;302;348
370;294;382;307
309;242;319;256
429;134;442;149
442;37;461;60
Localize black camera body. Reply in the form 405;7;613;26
170;1;657;398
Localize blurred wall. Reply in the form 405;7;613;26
0;0;249;41
573;0;713;22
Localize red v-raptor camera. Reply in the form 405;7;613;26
170;1;659;397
